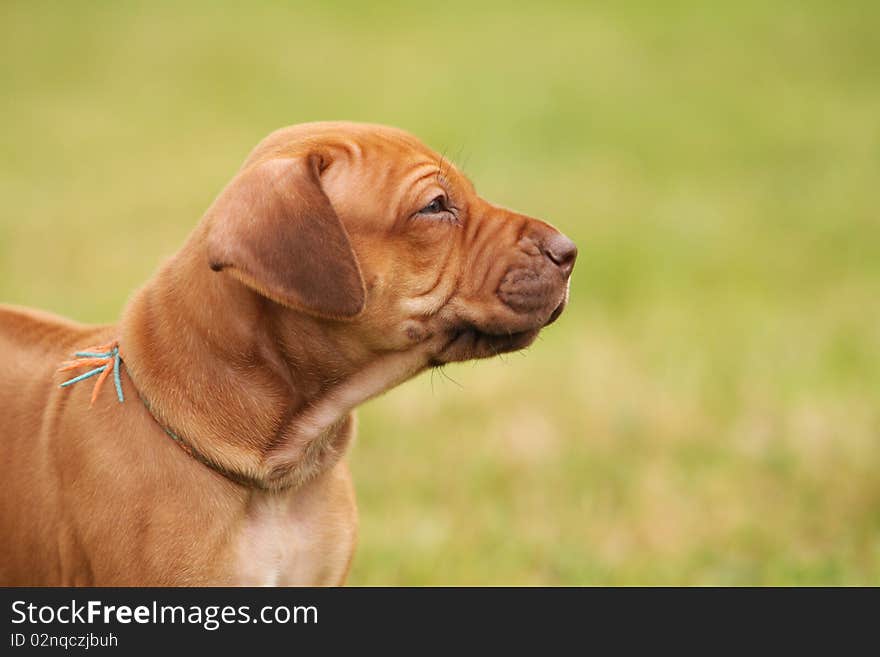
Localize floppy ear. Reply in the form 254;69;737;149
205;155;365;319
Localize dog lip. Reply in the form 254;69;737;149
544;299;566;327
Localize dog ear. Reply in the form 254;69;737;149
205;155;365;319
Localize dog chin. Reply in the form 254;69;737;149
430;325;542;365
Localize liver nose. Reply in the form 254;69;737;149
541;232;577;277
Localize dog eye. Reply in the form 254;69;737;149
418;195;447;215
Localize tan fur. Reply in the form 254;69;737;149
0;122;576;585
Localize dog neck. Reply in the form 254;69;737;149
118;231;432;491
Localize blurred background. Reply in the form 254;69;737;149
1;1;878;584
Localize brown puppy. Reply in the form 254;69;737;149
0;122;576;585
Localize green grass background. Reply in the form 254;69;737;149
2;1;878;584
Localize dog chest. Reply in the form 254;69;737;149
231;465;357;586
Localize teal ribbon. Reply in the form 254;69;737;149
59;346;125;403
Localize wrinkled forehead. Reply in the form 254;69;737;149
246;121;470;190
329;127;444;187
246;122;474;229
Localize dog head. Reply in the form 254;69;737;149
205;122;576;367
